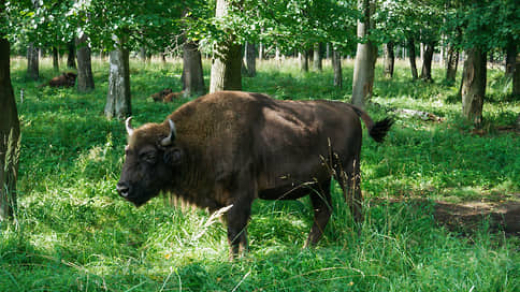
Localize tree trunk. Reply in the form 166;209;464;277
105;45;131;119
299;50;309;72
75;33;95;92
244;42;256;77
183;41;205;97
52;47;59;72
513;53;520;98
383;41;395;78
0;37;21;221
332;48;342;88
505;40;517;76
461;47;487;127
67;41;76;69
27;43;39;80
420;42;435;82
351;0;377;108
408;37;418;80
446;43;459;83
313;43;322;71
209;0;242;93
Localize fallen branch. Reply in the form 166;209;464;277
393;108;445;122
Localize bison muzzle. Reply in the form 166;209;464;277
117;91;392;258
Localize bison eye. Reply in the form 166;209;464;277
140;150;157;163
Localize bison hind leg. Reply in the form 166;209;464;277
335;157;363;223
304;179;332;248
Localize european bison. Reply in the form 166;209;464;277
117;91;392;258
150;88;172;102
38;72;77;88
150;88;185;102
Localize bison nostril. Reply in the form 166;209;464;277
116;183;130;197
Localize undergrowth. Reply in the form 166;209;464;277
0;57;518;291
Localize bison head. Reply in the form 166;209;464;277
116;117;184;207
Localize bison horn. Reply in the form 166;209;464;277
161;119;176;146
125;117;134;136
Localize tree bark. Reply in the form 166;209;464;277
52;46;59;72
505;40;517;76
75;33;95;92
351;0;377;107
332;48;342;88
209;0;242;93
299;50;309;72
105;45;131;119
244;42;256;77
446;43;459;83
461;47;487;127
0;37;21;221
313;43;322;71
27;43;39;80
407;37;418;80
383;41;394;78
420;42;435;82
67;41;76;69
183;41;205;97
513;53;520;98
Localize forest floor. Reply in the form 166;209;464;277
2;57;519;292
374;196;520;235
433;197;520;235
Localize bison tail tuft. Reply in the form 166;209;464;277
369;118;393;143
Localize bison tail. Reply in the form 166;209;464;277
349;104;393;143
369;118;393;143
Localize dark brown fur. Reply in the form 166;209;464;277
117;91;392;258
150;88;173;102
162;91;185;102
39;72;77;88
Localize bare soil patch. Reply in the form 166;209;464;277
433;200;520;235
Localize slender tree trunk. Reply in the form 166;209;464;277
513;53;520;97
332;48;342;88
209;0;242;93
407;37;418;80
75;33;95;92
351;0;377;107
183;41;205;97
461;47;487;127
383;41;395;78
313;43;322;71
275;46;281;67
52;46;59;72
299;50;309;72
420;42;435;82
27;44;39;80
446;43;459;83
244;42;256;77
105;44;131;119
67;41;76;69
0;37;21;221
505;40;517;76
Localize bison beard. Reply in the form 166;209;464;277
117;91;392;259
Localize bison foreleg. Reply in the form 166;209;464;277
304;179;332;248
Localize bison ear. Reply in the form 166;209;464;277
164;147;183;165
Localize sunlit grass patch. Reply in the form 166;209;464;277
1;57;519;291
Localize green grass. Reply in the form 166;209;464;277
1;57;519;291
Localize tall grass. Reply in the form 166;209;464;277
0;57;518;291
